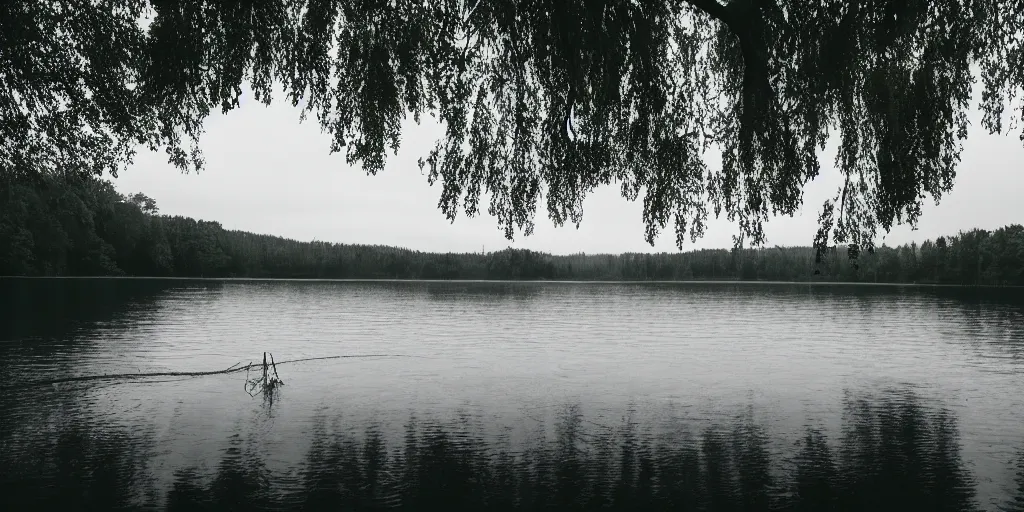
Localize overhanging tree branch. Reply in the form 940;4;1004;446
2;0;1022;253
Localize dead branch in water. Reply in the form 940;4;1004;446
245;352;285;397
1;354;420;391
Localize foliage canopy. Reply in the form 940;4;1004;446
3;0;1023;251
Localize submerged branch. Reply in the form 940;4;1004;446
1;354;422;391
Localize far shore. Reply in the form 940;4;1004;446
3;275;1022;288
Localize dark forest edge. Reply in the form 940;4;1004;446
2;174;1022;285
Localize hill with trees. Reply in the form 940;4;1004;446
2;175;1021;286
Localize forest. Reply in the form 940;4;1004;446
1;175;1022;286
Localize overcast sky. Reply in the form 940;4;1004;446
114;88;1023;255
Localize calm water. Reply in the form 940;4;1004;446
1;279;1023;511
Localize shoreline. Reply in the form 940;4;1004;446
2;275;1021;288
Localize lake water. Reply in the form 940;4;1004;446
1;278;1023;511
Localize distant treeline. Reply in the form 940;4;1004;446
2;175;1023;285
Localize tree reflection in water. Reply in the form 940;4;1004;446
158;389;985;511
1007;451;1024;512
0;425;158;510
0;388;1007;511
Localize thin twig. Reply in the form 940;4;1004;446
269;352;282;383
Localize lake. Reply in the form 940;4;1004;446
1;278;1023;510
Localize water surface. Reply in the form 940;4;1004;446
1;279;1023;510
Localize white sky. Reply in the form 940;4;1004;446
114;87;1023;255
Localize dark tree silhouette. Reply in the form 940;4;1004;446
3;0;1023;250
4;174;1024;284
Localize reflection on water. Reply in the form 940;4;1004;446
1;423;158;510
167;434;274;511
0;278;184;341
1012;455;1024;512
2;279;1024;510
2;388;1016;510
